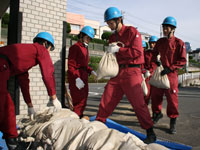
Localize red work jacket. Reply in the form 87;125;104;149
144;49;156;74
67;41;92;79
109;25;144;65
0;43;56;104
152;36;186;72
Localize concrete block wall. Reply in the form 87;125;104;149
16;0;66;120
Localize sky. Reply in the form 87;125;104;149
67;0;200;50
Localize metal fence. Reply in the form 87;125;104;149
66;39;107;51
178;72;200;84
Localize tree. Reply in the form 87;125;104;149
101;31;112;42
67;22;71;34
2;13;9;28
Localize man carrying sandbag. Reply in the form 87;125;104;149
142;36;158;105
0;32;62;149
151;17;186;134
67;26;97;119
95;7;156;144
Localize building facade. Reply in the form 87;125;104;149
11;0;66;119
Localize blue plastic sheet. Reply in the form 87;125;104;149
90;116;192;150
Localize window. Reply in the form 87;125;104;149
71;24;80;31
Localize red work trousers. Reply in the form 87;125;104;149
151;72;179;118
0;58;18;138
68;70;89;117
96;67;153;129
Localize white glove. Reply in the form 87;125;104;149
107;43;120;53
76;77;85;89
28;107;35;120
91;70;97;77
47;98;62;110
52;98;62;109
144;70;151;78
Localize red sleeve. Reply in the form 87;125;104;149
37;49;56;96
169;41;187;71
68;45;80;79
17;72;31;104
87;66;93;74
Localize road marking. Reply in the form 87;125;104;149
89;92;102;96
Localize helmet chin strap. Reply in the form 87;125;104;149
83;42;88;47
114;19;119;42
167;28;175;39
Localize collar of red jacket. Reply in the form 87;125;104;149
77;41;85;47
117;25;126;36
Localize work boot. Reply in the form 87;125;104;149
169;118;176;134
5;138;18;150
143;127;157;144
152;112;163;124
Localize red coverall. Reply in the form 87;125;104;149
143;49;157;105
151;37;186;118
67;41;93;117
0;43;56;139
96;25;153;129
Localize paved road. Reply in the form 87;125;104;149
83;83;200;150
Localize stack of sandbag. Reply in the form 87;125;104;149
18;107;84;149
17;107;169;150
65;121;108;150
80;130;169;150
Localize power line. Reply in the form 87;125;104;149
67;0;200;48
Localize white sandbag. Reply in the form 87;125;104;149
17;108;81;149
81;129;126;150
149;64;170;89
119;132;147;150
96;51;119;80
66;121;108;150
24;108;79;138
145;143;169;150
44;117;86;150
141;74;148;96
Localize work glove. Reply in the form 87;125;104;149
107;43;120;53
155;61;161;66
28;107;36;120
161;67;172;76
76;77;85;89
144;70;151;78
91;70;97;77
91;70;97;81
47;98;62;110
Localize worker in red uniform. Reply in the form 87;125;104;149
151;17;186;134
67;26;97;118
95;7;156;144
143;36;158;105
0;32;62;149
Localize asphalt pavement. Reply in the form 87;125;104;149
84;83;200;150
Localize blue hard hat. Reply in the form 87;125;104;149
33;32;54;48
149;36;158;43
104;7;122;22
162;16;177;28
142;40;147;48
80;26;95;39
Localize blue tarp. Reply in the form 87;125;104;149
90;116;192;150
0;132;7;150
0;117;192;150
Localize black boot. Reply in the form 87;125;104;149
152;112;163;124
169;118;176;134
143;127;157;144
5;138;18;150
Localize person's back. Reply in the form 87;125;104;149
0;32;62;149
0;43;51;76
